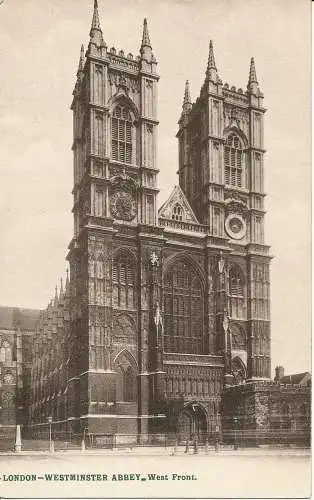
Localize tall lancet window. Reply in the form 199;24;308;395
229;264;245;319
112;105;133;164
224;134;244;188
112;251;136;310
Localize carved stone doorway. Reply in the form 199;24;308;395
177;403;207;442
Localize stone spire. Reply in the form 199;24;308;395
89;0;104;47
140;18;152;60
206;40;218;83
59;278;64;301
247;57;259;93
182;80;192;113
141;18;151;48
77;44;85;76
65;269;70;296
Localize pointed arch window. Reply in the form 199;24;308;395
224;134;244;187
164;260;204;354
112;105;133;164
113;252;136;309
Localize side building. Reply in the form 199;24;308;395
0;307;39;436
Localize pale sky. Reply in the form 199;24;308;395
0;0;311;375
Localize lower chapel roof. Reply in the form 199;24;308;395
0;306;40;332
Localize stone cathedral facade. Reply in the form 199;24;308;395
31;1;271;439
0;1;309;444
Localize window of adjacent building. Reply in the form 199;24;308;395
172;203;183;222
0;341;12;364
224;134;243;188
112;105;133;164
164;260;204;354
112;252;136;309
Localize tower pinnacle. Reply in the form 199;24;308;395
140;18;153;62
77;44;85;76
141;18;152;49
247;57;259;93
206;40;218;82
89;0;104;47
182;80;192;113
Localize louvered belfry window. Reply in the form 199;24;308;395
112;252;136;309
230;266;244;297
164;261;204;354
112;105;133;163
224;134;243;187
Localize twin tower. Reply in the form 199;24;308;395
30;0;271;440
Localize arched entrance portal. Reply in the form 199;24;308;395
177;404;207;442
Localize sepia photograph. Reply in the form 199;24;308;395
0;0;311;498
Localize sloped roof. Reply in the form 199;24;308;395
0;306;40;331
158;185;199;223
280;372;311;386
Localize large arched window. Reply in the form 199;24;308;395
112;104;133;163
164;260;204;354
113;252;136;310
224;134;244;187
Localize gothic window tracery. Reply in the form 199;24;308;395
164;260;204;354
172;203;183;221
113;252;136;310
111;104;133;164
224;134;244;188
231;357;246;384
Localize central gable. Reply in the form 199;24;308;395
158;185;199;224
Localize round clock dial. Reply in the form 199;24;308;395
225;214;246;240
110;191;136;221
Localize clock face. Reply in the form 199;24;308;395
110;190;136;221
225;214;246;240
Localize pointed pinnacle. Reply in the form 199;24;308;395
248;56;258;83
182;80;192;110
77;44;85;75
59;278;64;298
141;18;151;48
207;40;217;71
91;0;101;31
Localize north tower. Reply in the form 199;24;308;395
67;0;162;438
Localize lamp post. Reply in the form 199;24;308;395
48;416;54;453
233;416;239;450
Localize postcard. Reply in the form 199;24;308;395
0;0;311;498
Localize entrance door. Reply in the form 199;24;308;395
177;404;207;442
